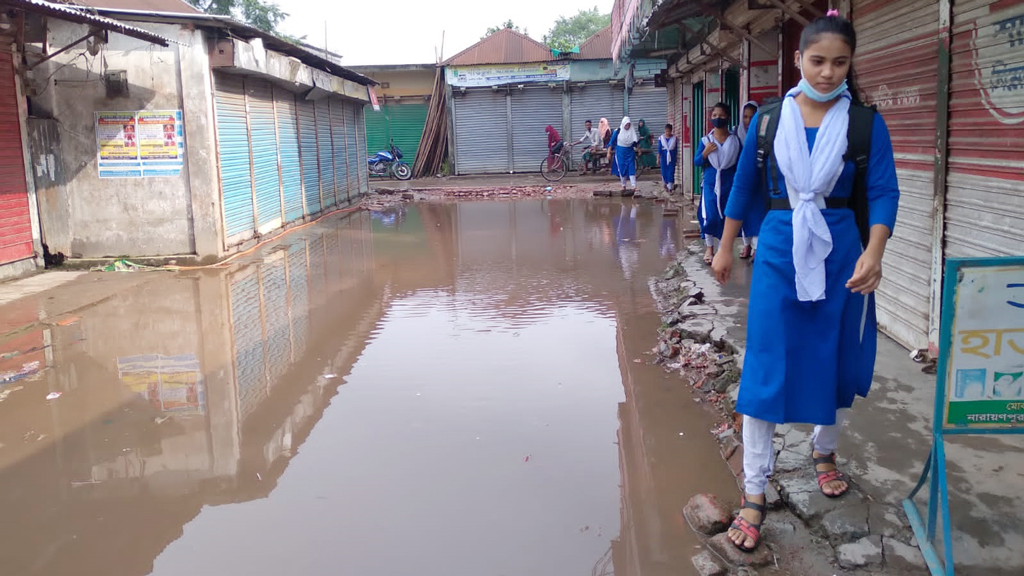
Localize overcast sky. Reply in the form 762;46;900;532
276;0;611;65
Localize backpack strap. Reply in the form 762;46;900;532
756;100;784;207
845;102;876;248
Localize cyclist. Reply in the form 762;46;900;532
574;120;601;174
545;125;563;170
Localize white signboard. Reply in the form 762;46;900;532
446;63;569;87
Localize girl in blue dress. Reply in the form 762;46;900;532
658;123;678;192
712;11;900;552
735;101;762;260
608;117;639;192
694;103;742;265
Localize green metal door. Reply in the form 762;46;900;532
724;68;740;132
691;81;704;198
362;101;428;170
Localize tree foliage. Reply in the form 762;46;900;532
483;20;528;40
187;0;288;34
543;7;610;52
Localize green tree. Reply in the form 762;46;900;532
543;7;611;52
187;0;288;34
483;20;528;40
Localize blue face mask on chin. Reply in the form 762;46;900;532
797;59;849;102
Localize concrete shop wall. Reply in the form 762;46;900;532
29;21;203;259
351;67;434;98
568;58;664;82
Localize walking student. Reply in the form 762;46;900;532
736;101;761;260
608;117;639;192
712;11;900;552
637;119;657;169
694;103;741;265
657;124;678;192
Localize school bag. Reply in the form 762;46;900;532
754;97;876;248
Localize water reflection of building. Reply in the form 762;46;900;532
0;211;389;576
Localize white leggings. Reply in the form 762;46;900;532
742;409;850;495
704;236;720;250
741;235;759;249
620;174;637;188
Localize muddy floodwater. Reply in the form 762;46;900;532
0;199;736;576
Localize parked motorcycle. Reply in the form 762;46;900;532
367;140;412;180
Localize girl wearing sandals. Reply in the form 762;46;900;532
712;11;900;552
694;103;741;265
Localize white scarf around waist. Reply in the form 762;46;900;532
704;131;740;219
774;87;851;302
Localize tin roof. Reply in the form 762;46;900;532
63;0;201;14
443;28;554;66
0;0;172;45
575;25;612;60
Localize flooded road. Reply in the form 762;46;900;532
0;199;735;576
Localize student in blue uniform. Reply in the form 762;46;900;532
694;103;742;264
608;117;639;192
735;101;762;260
658;123;678;192
712;11;900;552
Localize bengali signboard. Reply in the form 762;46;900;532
943;262;1024;428
95;110;185;178
117;354;206;414
446;63;569;87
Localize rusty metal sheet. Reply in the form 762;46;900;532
853;0;939;350
945;0;1024;258
444;28;555;67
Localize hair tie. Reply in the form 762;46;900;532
826;8;840;16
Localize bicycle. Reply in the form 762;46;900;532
540;142;576;182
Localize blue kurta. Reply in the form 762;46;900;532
610;129;637;177
724;109;900;425
735;130;765;240
694;134;739;240
658;136;678;184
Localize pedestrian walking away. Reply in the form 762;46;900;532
711;10;900;553
658;124;678;192
609;117;639;192
694;103;741;265
736;100;762;260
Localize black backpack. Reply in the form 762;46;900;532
754;98;876;248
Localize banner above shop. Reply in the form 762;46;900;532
446;63;569;87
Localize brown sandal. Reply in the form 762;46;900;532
814;453;849;498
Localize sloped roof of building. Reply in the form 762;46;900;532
61;0;201;14
576;25;612;60
443;28;554;66
1;0;172;45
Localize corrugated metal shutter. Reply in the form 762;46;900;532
274;87;303;223
355;105;369;194
510;86;564;172
364;104;388;163
454;88;509;174
344;102;360;198
297;99;321;215
627;84;668;139
231;269;266;422
853;0;938;350
213;73;255;242
315;99;336;208
944;0;1024;258
0;51;33;265
287;241;309;362
570;83;624;166
246;79;283;233
261;252;290;387
330;98;350;203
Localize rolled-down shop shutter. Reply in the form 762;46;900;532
569;83;625;165
363;104;388;161
274;87;304;223
627;83;668;144
0;52;34;265
454;88;510;175
330;97;350;203
297;100;321;215
510;85;564;173
213;73;255;242
344;102;360;197
246;79;283;233
852;0;938;350
943;0;1024;259
315;99;337;209
354;105;369;194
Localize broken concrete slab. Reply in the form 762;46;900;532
683;493;732;535
836;535;884;569
690;550;726;576
868;502;914;543
882;536;927;571
707;532;776;568
775;472;852;523
820;502;870;544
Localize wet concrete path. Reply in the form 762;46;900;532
0;199;735;576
